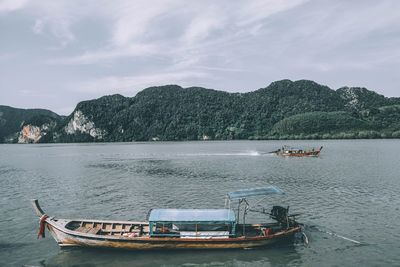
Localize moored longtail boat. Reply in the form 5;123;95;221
271;145;323;157
32;186;302;250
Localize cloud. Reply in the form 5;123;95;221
3;0;400;114
35;0;308;64
46;44;159;64
110;0;178;47
235;0;307;26
49;18;75;47
73;71;210;95
0;0;28;12
182;9;227;44
32;19;44;34
1;1;84;47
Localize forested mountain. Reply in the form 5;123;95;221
1;79;400;143
0;106;62;143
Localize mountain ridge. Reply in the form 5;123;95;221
1;79;400;143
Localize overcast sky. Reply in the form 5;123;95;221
1;0;400;115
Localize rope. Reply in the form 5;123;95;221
37;215;48;239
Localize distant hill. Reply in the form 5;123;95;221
2;79;400;143
0;106;62;143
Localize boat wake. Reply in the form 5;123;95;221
302;224;362;245
180;151;263;157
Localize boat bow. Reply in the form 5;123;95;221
31;199;46;217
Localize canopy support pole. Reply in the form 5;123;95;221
242;199;249;236
237;200;241;224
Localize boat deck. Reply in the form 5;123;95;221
66;220;284;238
66;220;150;237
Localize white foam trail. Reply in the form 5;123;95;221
180;151;262;157
302;232;309;245
324;230;361;244
247;151;261;156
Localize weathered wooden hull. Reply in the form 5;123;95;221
45;220;299;250
280;151;320;157
32;200;300;250
273;146;323;157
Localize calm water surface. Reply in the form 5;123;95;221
0;140;399;266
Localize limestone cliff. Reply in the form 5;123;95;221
64;110;106;139
18;124;49;143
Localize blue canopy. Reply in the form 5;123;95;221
148;209;236;223
227;186;284;200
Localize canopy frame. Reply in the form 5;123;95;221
225;186;284;236
227;186;284;200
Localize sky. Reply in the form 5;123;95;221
1;0;400;115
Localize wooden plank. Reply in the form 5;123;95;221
88;228;100;235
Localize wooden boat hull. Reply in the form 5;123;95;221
280;151;320;157
272;146;323;157
33;200;300;250
45;221;299;250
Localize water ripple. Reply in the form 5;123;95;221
0;140;400;266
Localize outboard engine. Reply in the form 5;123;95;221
270;206;289;226
270;206;299;228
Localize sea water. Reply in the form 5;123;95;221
0;140;399;266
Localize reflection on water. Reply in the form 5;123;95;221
44;243;301;267
1;140;400;266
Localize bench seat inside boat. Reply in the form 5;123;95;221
75;226;101;235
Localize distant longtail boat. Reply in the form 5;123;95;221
271;145;323;157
